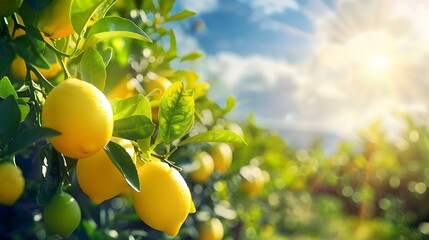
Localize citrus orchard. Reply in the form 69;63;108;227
42;78;113;159
132;161;196;236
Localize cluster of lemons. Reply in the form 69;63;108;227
2;0;195;237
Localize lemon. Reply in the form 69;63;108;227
239;165;265;196
0;0;23;17
211;143;233;174
77;137;136;204
189;151;214;183
10;56;61;81
144;76;171;121
132;161;196;236
107;76;137;100
144;76;171;100
38;0;75;38
42;78;113;159
0;163;25;206
198;218;224;240
43;191;81;238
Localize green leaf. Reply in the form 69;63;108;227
13;35;49;69
16;98;30;122
104;141;140;191
167;30;176;59
70;0;104;35
99;47;113;66
158;82;195;145
112;94;152;120
0;77;18;99
113;115;155;140
7;127;60;155
83;16;151;49
167;10;196;22
223;96;236;114
179;130;247;146
180;52;203;62
158;0;174;17
0;43;15;78
37;146;64;206
80;47;106;91
0;96;21;146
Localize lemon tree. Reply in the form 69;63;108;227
0;0;246;238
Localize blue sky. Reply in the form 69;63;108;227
173;0;429;148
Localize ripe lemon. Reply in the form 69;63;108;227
0;163;25;206
132;161;196;236
10;56;61;81
77;137;136;204
239;165;265;196
144;76;171;121
43;191;81;238
211;143;233;174
42;78;113;159
0;0;23;17
144;76;171;100
107;76;137;100
198;218;224;240
189;152;214;183
38;0;75;38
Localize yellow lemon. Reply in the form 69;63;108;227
189;151;214;183
0;163;25;206
42;78;113;159
77;137;136;204
10;56;61;81
107;76;137;100
239;165;265;196
132;161;196;236
211;143;233;174
144;76;171;122
198;218;224;240
43;191;81;238
0;0;23;17
38;0;75;38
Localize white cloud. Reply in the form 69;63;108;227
177;0;219;14
246;0;299;15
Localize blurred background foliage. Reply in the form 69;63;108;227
3;0;429;239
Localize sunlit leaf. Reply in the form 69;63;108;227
104;141;140;191
180;52;203;62
99;47;113;66
83;16;151;49
113;115;155;140
158;0;174;17
70;0;104;35
112;94;152;120
158;82;195;145
167;10;196;22
0;77;18;99
179;130;247;145
80;47;106;91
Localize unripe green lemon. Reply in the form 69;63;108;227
43;192;81;238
